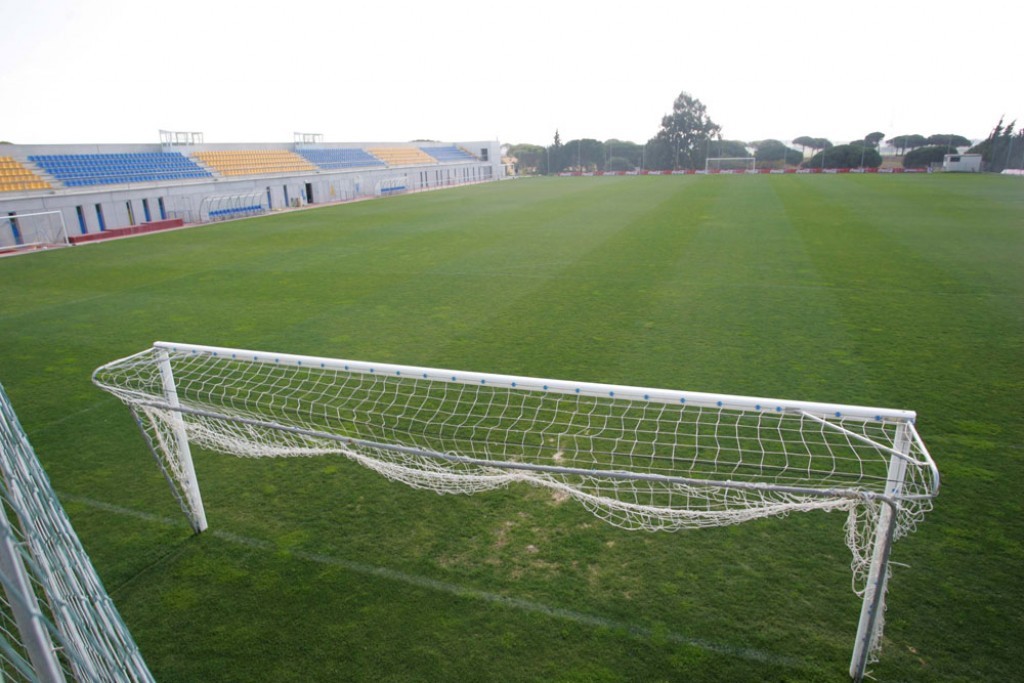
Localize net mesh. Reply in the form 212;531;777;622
0;212;69;251
0;382;153;682
705;157;757;172
94;344;939;666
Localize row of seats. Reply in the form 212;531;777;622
208;204;264;219
2;146;483;192
193;150;317;176
0;156;51;193
422;146;478;163
366;147;437;167
0;180;50;192
295;148;385;170
29;153;211;188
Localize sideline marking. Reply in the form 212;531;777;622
62;493;804;668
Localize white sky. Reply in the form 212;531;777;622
2;0;1021;147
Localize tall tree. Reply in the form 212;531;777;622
643;135;675;171
886;134;927;155
969;117;1024;172
751;139;802;168
604;139;644;169
903;146;950;169
707;139;750;159
793;136;832;156
546;130;565;174
792;136;815;156
563;138;605;172
806;144;882;169
865;131;885;149
925;134;971;151
506;144;546;174
657;91;721;170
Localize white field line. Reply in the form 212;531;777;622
62;493;805;669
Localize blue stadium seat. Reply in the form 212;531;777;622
30;152;213;187
421;146;477;163
295;148;387;171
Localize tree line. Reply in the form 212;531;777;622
506;90;997;173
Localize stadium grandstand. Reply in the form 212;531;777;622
0;135;503;250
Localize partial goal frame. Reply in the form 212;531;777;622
1;210;71;253
93;341;940;681
704;156;757;173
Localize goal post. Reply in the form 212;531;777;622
1;210;71;252
93;341;940;681
704;157;757;173
0;381;154;681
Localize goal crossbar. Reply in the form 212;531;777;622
704;157;756;172
93;341;939;681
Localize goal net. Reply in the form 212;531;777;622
1;211;71;252
93;342;939;680
0;381;153;682
704;157;757;173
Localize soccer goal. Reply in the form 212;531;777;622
1;210;71;252
0;381;154;681
704;157;757;173
376;176;408;196
93;342;939;681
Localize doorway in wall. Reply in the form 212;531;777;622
75;206;87;234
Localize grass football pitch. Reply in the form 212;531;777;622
0;173;1021;681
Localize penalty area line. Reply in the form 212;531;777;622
63;493;804;670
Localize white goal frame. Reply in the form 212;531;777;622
93;341;939;681
1;210;71;252
704;157;757;173
0;381;153;681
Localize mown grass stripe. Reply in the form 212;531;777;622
60;492;805;669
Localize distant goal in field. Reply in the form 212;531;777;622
1;211;70;253
704;157;757;173
93;342;939;681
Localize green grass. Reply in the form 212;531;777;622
1;174;1022;681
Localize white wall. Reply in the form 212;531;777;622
942;154;982;172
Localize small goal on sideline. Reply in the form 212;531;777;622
1;211;71;254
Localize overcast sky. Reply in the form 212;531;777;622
2;0;1021;147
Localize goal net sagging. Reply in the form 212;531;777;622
704;157;757;173
1;211;70;251
0;381;154;682
93;342;939;679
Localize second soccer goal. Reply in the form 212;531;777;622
93;341;939;681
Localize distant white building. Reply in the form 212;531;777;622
943;153;982;172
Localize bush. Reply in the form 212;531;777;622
903;146;949;169
804;144;882;169
753;140;804;168
605;156;633;172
